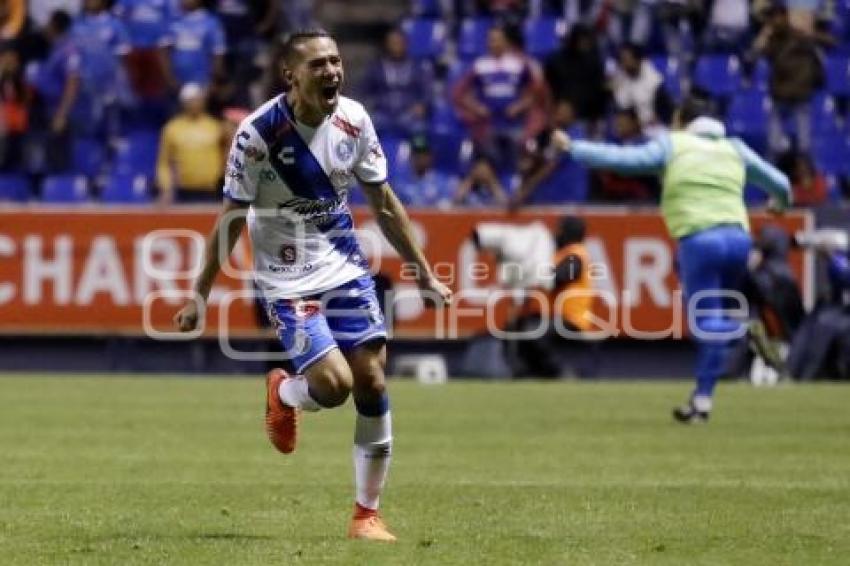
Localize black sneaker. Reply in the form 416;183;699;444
672;402;710;424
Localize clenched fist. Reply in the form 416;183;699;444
173;298;204;332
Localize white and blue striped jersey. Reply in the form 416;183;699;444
223;95;387;299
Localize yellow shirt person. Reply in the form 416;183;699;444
156;83;226;202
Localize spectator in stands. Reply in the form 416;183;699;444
29;10;83;173
0;0;24;45
543;24;607;133
594;107;659;202
29;1;82;31
610;43;672;130
510;99;587;208
704;0;750;52
452;24;538;177
779;151;829;207
393;133;456;208
156;83;225;203
114;0;176;104
453;158;510;206
213;0;277;107
474;0;527;19
360;28;434;139
0;46;30;171
73;0;130;138
754;5;824;156
160;0;226;90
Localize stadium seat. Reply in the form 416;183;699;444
650;55;683;101
41;175;90;203
743;184;769;205
528;158;588;204
100;173;152;204
811;93;842;136
114;131;159;177
401;18;447;60
523;18;565;57
458;18;492;61
381;136;409;182
693;54;741;98
726;89;770;153
72;137;106;178
749;58;770;92
431;132;471;173
825;55;850;97
812;133;850;175
0;174;31;202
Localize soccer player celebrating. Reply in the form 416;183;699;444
550;97;791;423
173;30;452;540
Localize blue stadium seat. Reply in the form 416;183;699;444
812;133;850;175
115;131;159;177
693;54;741;98
528;158;588;204
726;89;769;153
458;18;492;61
431;132;471;173
0;174;31;202
811;93;842;136
380;135;407;181
101;173;152;204
42;175;90;203
744;184;769;205
410;0;443;18
825;55;850;97
649;55;683;101
523;18;565;57
401;18;447;60
72;137;106;177
750;58;770;92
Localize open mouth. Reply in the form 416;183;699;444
321;84;339;103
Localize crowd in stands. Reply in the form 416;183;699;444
0;0;849;207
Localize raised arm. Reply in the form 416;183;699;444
730;138;792;208
553;130;672;175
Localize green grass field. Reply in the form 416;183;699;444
1;375;849;565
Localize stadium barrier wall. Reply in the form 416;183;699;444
0;206;811;339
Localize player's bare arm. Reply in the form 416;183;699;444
363;180;452;306
173;199;248;331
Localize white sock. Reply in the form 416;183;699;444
353;411;392;511
278;375;321;412
692;395;713;413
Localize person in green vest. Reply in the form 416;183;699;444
551;96;792;423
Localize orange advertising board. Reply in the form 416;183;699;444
0;206;811;338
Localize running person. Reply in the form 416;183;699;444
173;30;452;540
550;97;791;423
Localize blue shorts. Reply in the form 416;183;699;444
264;274;387;374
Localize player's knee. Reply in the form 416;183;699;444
309;367;353;408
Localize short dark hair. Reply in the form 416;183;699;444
49;10;73;34
619;42;644;61
677;95;716;125
282;28;333;66
615;106;640;123
557;216;586;247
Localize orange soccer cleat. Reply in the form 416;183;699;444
347;506;397;542
265;368;299;454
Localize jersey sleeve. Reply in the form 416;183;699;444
222;123;264;204
352;111;388;185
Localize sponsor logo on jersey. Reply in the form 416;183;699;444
329;168;354;189
366;141;384;165
332;115;361;138
280;244;296;264
278;197;347;221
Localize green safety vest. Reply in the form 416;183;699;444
660;132;748;239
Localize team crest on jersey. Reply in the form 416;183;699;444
329;168;354;189
335;138;355;163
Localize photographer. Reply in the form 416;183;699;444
787;230;850;380
475;217;596;378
